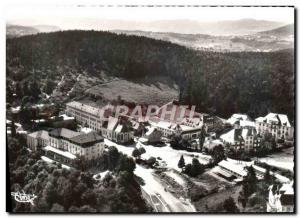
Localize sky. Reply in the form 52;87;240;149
6;4;294;31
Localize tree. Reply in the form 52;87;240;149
170;135;182;149
191;158;204;177
50;203;65;212
117;155;136;173
11;119;17;137
211;144;225;164
223;197;239;212
246;166;257;194
132;148;141;159
264;165;272;185
146;157;156;167
178;155;185;171
199;125;206;151
138;147;146;155
184;158;204;177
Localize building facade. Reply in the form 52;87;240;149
220;122;262;153
27;130;49;152
255;113;293;142
45;128;105;164
151;120;202;140
102;116;134;144
267;183;294;212
65;101;107;131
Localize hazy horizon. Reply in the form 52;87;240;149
5;5;294;35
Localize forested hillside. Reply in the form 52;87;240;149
6;30;294;121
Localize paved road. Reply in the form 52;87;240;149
135;165;196;212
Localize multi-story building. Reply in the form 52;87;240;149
27;130;49;152
65;101;111;131
44;128;105;165
102;116;134;144
255;113;293;142
65;101;133;144
139;127;163;144
267;182;294;212
220;121;262;152
155;100;224;132
226;113;255;128
151;120;202;140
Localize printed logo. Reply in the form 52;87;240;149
11;190;37;205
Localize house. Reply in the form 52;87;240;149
267;182;294;212
65;101;113;131
151;120;202;140
203;136;224;152
44;128;105;165
102;116;134;144
220;122;262;152
27;130;49;152
255;113;293;142
217;160;248;179
140;127;163;144
226;113;255;128
155;100;224;132
131;119;148;136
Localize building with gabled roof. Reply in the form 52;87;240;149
267;182;294;212
220;123;262;152
46;128;105;164
101;116;134;144
226;113;255;128
27;130;49;152
139;127;163;145
151;120;202;141
65;101;113;131
255;113;293;142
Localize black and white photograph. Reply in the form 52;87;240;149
5;2;295;214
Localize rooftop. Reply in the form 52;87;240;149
49;128;81;139
70;132;104;146
28;130;49;140
255;113;291;127
218;160;248;177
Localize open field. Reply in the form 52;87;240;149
85;77;179;105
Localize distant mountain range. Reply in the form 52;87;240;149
257;24;294;38
6;20;293;52
6;24;60;38
113;24;294;52
137;19;286;35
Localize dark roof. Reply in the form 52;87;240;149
234;129;244;142
49;128;81;139
49;128;103;147
70;132;104;147
280;194;294;206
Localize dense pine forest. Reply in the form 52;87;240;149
6;30;294;121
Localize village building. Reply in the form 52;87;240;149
42;128;105;165
155;100;224;132
27;130;49;152
102;116;134;144
130;119;148;136
203;135;224;152
255;113;293;142
65;101;112;131
220;121;262;152
139;127;163;144
226;113;255;128
267;182;294;212
217;159;248;181
151;120;202;140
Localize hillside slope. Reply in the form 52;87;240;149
6;30;294;120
